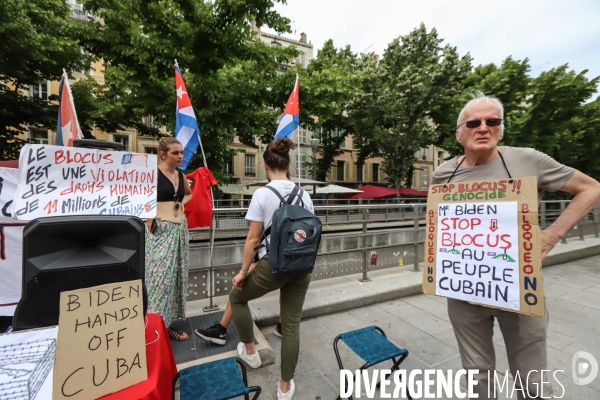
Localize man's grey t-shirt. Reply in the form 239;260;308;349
432;146;575;202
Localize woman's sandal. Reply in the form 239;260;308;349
167;327;189;341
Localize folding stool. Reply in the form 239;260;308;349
333;326;411;400
173;356;262;400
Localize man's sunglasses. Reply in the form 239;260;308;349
457;118;503;129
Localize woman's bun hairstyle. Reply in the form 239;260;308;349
158;137;181;158
264;138;295;171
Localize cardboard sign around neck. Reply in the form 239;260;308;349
422;177;545;316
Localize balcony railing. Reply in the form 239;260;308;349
70;4;87;21
70;4;99;22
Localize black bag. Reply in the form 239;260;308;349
254;185;322;275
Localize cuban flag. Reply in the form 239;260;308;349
56;70;83;146
175;65;201;170
273;75;299;141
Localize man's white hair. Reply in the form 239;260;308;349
456;91;505;129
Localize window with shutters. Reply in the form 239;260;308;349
337;161;345;181
356;164;363;182
30;82;48;100
28;129;49;144
113;134;130;151
225;156;234;175
421;168;429;188
372;163;380;182
245;154;256;176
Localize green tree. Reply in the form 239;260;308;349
439;59;600;186
345;55;382;177
78;0;296;179
508;65;600;180
293;40;362;181
69;77;104;139
0;0;88;159
374;24;471;189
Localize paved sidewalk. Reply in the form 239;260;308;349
241;255;600;399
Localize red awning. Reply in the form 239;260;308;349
398;187;428;197
350;185;399;199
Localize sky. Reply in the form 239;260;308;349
266;0;600;91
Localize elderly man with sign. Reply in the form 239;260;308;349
431;92;600;399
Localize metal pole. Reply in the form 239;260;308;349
312;146;317;179
413;205;421;271
360;207;371;282
312;144;317;195
203;212;219;312
297;136;301;185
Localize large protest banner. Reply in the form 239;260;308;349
422;177;544;316
0;167;27;316
13;144;157;220
53;280;147;399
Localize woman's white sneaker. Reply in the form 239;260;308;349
237;342;261;369
277;379;295;399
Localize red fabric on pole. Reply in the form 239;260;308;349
100;313;177;400
184;167;217;228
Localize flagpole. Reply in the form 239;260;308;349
297;132;301;185
62;69;84;141
296;74;300;186
175;59;218;312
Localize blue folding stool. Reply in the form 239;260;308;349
333;326;411;400
173;356;262;400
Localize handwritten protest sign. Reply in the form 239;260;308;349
423;177;544;316
13;144;157;220
0;167;27;316
53;280;147;399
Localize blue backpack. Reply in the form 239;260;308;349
255;185;322;276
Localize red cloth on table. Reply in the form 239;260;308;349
101;313;177;400
185;167;217;228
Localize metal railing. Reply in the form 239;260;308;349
187;201;600;309
190;202;427;233
211;197;427;209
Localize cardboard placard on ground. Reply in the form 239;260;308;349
13;144;157;220
53;280;147;399
422;177;544;316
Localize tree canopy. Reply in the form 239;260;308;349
76;0;297;179
371;24;471;188
0;0;89;159
3;1;600;190
437;57;600;183
290;39;362;181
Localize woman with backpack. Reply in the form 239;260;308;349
230;138;316;400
